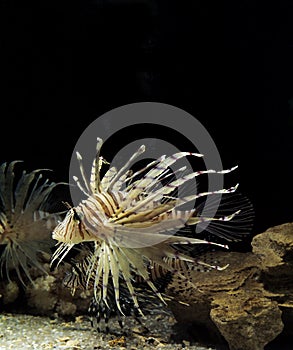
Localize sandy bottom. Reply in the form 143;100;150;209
0;313;214;350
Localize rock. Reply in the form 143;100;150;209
0;281;19;305
252;222;293;271
167;222;293;350
0;261;92;317
56;300;77;316
252;222;293;344
211;293;283;350
167;252;284;349
26;275;58;313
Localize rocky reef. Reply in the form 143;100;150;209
0;256;92;318
0;223;292;350
168;222;293;349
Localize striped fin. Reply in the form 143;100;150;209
106;145;146;191
118;246;167;310
117;152;203;214
142;165;187;197
188;209;241;226
85;246;97;289
76;152;91;195
102;243;110;308
106;244;123;315
109;227;228;250
92;246;104;303
111;170;132;192
51;242;75;268
63;258;89;295
109;202;175;225
112;246;148;316
124;157;165;190
90;137;104;193
115;167;238;222
139;242;228;275
173;184;239;208
100;167;117;191
109;185;238;230
192;191;255;241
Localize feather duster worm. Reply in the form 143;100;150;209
0;161;64;285
51;138;252;318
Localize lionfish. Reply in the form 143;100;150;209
0;161;64;285
51;137;253;319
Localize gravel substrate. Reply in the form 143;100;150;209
0;313;215;350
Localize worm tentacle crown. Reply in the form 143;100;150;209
0;161;65;285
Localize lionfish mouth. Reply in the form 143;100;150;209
51;137;254;316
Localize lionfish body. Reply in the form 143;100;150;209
52;138;250;317
0;161;63;285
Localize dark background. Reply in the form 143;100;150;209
1;0;292;235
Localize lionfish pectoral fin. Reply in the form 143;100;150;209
119;246;167;307
105;245;126;316
178;300;190;306
193;191;254;241
111;246;146;316
51;243;74;268
101;244;111;309
187;209;241;226
93;260;103;304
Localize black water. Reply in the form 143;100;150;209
1;1;292;236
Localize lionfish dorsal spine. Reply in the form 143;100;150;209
100;167;117;191
90;137;104;194
121;152;203;208
73;176;90;197
76;151;91;194
106;145;146;192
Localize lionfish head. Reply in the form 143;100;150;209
52;208;89;244
51;206;99;268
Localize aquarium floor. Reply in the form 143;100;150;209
0;313;214;350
